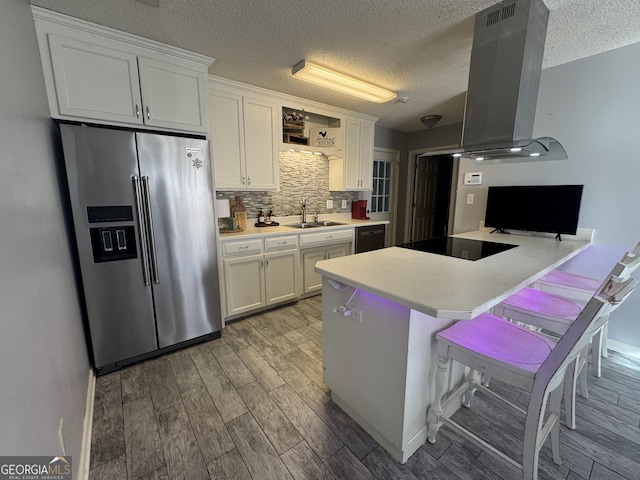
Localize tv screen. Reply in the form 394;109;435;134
484;185;584;236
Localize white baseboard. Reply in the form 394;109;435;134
608;339;640;359
77;368;96;480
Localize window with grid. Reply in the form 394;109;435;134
371;160;392;213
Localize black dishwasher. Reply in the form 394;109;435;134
355;224;386;253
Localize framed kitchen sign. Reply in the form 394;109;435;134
309;128;341;148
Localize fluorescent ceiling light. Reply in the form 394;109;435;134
292;60;397;104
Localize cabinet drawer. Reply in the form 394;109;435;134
265;235;299;251
222;238;263;256
299;229;353;246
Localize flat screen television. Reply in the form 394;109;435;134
484;185;584;237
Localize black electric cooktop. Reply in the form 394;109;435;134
397;236;517;261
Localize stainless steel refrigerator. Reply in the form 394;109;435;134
60;124;221;373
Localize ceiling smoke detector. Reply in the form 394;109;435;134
420;115;442;128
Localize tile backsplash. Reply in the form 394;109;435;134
216;151;358;219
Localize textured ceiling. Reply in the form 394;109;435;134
30;0;640;132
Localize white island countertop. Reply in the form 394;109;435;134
315;229;592;320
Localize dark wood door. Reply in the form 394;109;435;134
411;155;453;242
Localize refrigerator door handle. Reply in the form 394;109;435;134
141;176;160;284
132;176;151;286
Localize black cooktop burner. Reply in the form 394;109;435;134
397;236;517;261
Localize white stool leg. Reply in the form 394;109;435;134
549;386;562;465
601;324;609;358
463;369;481;408
592;327;604;377
427;353;450;443
578;347;589;399
563;358;579;430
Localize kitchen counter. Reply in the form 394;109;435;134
315;229;592;463
315;229;592;319
219;216;388;239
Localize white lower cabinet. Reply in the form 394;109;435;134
221;235;300;318
221;230;354;318
265;250;299;304
301;243;351;295
223;254;265;317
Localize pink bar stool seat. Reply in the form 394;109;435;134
535;270;600;303
438;313;556;373
500;287;582;326
537;270;600;294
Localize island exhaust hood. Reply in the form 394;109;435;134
460;0;567;163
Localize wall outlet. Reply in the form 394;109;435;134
348;308;362;323
326;199;334;209
466;193;475;205
334;306;362;323
341;200;347;209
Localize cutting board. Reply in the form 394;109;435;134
230;196;247;229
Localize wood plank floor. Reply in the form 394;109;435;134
89;296;640;480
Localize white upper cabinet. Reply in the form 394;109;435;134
137;57;208;131
330;117;376;191
208;77;279;191
209;89;245;189
33;7;212;134
242;96;279;190
47;34;143;125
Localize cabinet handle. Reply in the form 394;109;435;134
247;176;251;186
265;258;269;267
261;258;265;268
242;176;246;185
239;245;249;250
135;104;140;118
327;235;333;240
146;106;150;120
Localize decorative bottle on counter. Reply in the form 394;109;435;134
266;210;273;223
258;210;265;223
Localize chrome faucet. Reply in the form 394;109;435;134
302;197;307;223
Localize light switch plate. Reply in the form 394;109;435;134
326;199;334;209
341;200;347;209
466;193;475;205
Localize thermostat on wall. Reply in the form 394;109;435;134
464;172;483;185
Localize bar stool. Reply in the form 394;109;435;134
533;270;600;303
492;249;640;429
426;272;637;480
532;241;640;359
496;246;640;377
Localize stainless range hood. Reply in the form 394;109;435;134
460;0;567;164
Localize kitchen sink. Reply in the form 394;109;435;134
285;222;322;229
285;221;346;229
312;221;346;226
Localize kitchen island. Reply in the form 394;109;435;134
314;229;592;463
